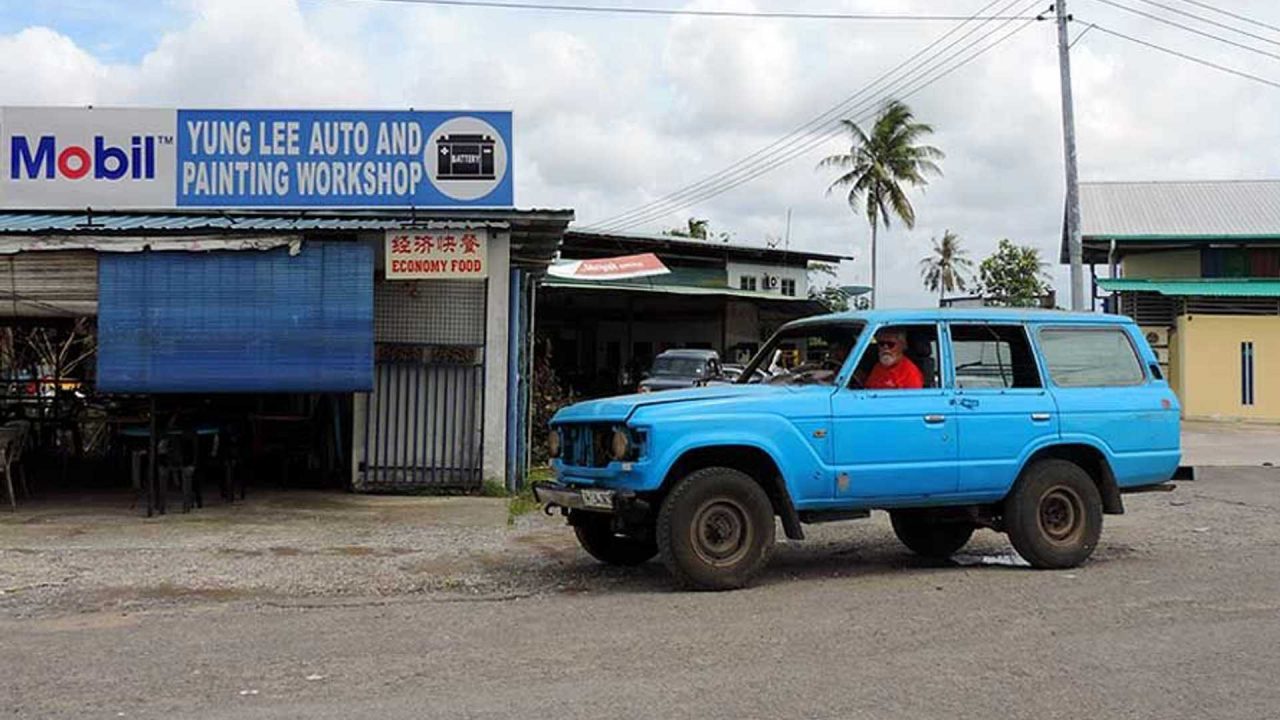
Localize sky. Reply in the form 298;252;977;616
2;0;1280;307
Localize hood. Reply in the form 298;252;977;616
553;384;789;424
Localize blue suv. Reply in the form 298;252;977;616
535;309;1184;590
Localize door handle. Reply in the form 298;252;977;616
923;414;946;424
1031;412;1052;422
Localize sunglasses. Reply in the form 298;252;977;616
875;340;901;349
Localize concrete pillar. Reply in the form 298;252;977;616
482;231;511;483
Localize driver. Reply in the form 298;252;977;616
864;329;924;390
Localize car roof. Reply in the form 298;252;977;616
784;308;1133;329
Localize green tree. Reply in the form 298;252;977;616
666;217;709;239
807;262;849;312
820;99;943;308
918;229;973;306
978;239;1051;307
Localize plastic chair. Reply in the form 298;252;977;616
3;420;31;497
0;428;18;511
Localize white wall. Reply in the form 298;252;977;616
726;260;809;296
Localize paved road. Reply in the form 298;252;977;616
4;467;1279;719
1182;420;1280;467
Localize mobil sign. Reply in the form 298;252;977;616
2;108;175;209
0;106;513;210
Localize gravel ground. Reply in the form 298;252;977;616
2;467;1278;719
0;490;590;617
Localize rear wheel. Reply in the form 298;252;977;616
657;467;775;590
1004;459;1103;569
890;510;975;559
572;512;657;566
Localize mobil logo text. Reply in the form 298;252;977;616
10;135;163;181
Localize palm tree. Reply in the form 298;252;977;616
820;100;944;308
919;229;973;306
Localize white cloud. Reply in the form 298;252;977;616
2;0;1279;307
0;26;120;104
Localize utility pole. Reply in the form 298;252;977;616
1056;0;1085;311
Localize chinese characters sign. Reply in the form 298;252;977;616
385;229;488;279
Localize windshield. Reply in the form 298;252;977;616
738;321;864;386
651;356;707;377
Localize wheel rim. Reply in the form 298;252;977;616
1038;485;1084;545
690;497;753;567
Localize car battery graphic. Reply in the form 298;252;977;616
436;134;496;180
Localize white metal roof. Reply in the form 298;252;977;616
1081;180;1280;238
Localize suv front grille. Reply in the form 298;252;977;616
559;424;614;468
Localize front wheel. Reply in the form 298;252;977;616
657;467;775;590
572;512;657;566
890;510;975;559
1004;459;1103;569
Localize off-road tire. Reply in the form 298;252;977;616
656;466;775;590
889;511;975;559
572;513;657;566
1004;459;1103;569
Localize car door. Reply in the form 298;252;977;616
1035;323;1181;485
830;322;958;500
947;322;1060;496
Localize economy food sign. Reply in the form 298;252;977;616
0;107;513;209
385;228;487;280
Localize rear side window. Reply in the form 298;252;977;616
1039;327;1145;387
949;324;1042;389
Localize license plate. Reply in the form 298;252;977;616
579;489;614;510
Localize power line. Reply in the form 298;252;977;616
1167;0;1280;35
599;11;1040;233
1090;22;1280;90
349;0;1040;22
1128;0;1280;48
583;0;1029;232
1070;22;1097;48
600;11;1041;233
1091;0;1280;62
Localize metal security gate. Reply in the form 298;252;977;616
360;349;484;489
358;279;487;491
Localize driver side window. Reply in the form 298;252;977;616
850;324;939;390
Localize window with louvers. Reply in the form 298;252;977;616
1118;292;1178;326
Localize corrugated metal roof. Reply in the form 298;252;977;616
564;228;853;263
0;208;575;266
1097;278;1280;297
1081;180;1280;238
541;276;818;303
0;235;301;254
0;211;511;233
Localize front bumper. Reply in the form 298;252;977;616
533;482;649;517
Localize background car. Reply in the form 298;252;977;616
637;349;724;393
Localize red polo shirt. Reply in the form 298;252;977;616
865;356;924;390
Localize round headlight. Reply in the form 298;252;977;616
547;429;561;459
610;428;631;461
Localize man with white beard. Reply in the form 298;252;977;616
862;328;924;390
